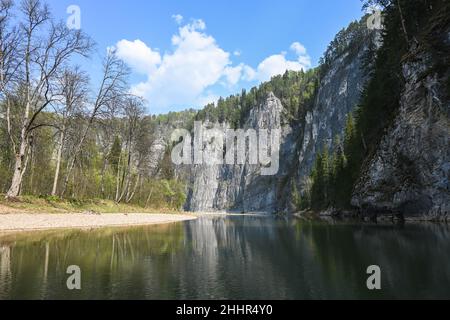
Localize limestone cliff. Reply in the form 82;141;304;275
352;42;450;220
185;28;373;212
152;13;449;218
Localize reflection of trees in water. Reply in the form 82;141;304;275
1;219;450;299
0;224;185;299
0;245;11;299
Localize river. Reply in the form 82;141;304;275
0;215;449;299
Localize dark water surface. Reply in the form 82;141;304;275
0;215;449;300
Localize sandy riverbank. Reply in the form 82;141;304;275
0;213;197;232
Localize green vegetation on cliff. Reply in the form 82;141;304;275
195;69;319;128
304;0;450;211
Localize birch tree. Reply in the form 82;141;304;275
0;0;20;156
51;67;89;196
115;96;145;203
61;51;130;196
5;0;92;198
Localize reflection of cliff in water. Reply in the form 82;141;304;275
176;217;450;299
174;216;324;299
1;217;450;299
176;216;297;299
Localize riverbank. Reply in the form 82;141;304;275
0;195;197;232
0;213;197;232
0;195;182;215
294;208;449;223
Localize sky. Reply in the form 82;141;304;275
47;0;366;114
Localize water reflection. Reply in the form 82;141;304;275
0;216;449;299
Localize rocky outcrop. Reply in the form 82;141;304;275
155;17;450;218
352;46;450;220
185;36;372;213
296;46;370;191
144;113;195;180
186;93;290;212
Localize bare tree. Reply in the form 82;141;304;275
83;109;115;198
61;50;130;196
115;96;145;203
0;0;21;154
51;67;89;196
0;0;15;92
5;0;93;198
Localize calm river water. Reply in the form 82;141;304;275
0;215;449;299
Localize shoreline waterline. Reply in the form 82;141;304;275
0;213;197;233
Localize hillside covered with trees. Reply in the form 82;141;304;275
1;0;447;215
303;0;450;212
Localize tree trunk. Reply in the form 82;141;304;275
145;185;154;209
7;25;32;199
126;174;140;203
6;127;29;198
52;124;66;196
7;154;25;198
61;122;91;197
115;152;122;203
117;154;132;204
100;156;108;198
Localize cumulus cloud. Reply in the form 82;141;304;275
246;42;312;82
113;18;311;113
115;19;235;112
115;39;161;75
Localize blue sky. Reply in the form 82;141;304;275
47;0;365;114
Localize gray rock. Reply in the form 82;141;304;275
185;39;371;213
352;48;450;219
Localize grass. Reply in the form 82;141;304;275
0;194;183;215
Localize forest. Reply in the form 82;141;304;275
0;0;188;210
2;0;447;213
0;0;323;212
303;0;450;211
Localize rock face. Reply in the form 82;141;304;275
186;93;290;212
152;20;450;217
147;124;170;177
352;47;450;220
296;48;369;191
185;39;371;213
144;112;195;181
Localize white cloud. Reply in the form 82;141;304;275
247;42;312;82
115;19;236;112
290;42;307;56
223;64;246;86
114;19;311;113
172;14;183;25
115;39;161;75
242;65;257;82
